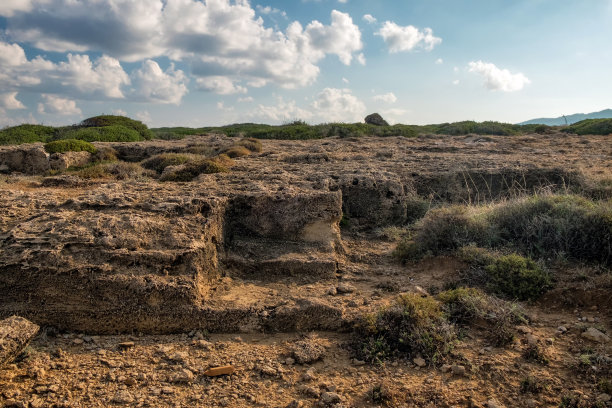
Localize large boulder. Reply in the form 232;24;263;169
0;316;39;366
364;113;389;126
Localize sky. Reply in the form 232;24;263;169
0;0;610;128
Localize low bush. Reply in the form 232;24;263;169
0;124;56;145
76;162;152;180
520;376;544;394
91;146;118;163
160;157;229;182
353;294;455;365
437;287;527;345
395;195;612;267
44;139;96;154
63;125;144;142
224;146;251;158
485;254;551;301
235;137;263;153
142;153;192;173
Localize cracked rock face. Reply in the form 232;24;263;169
0;133;608;334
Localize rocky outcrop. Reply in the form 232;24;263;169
0;145;49;174
0;316;39;366
364;113;389;126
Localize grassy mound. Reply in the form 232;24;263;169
79;115;153;140
44;139;96;154
76;162;153;180
159;156;231;182
564;118;612;135
142;153;192;174
0;115;153;145
353;294;455;365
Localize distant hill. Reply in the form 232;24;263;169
519;109;612;126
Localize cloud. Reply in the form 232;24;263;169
130;60;188;104
249;97;313;123
363;14;376;24
37;94;81;115
196;76;247;95
468;61;530;92
376;22;441;53
111;108;127;116
311;88;366;122
373;92;397;104
135;110;152;124
0;42;131;100
3;1;363;91
0;92;26;110
435;58;443;64
238;96;254;103
453;79;460;85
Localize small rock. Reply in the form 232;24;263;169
441;364;452;373
414;285;429;297
597;393;611;403
291;339;326;364
326;287;337;296
451;365;466;376
525;399;538;407
486;399;504;408
118;341;135;350
300;367;316;382
72;338;84;345
525;334;538;346
352;359;365;366
517;326;532;334
581;327;610;343
299;385;320;398
320;391;342;405
161;386;174;395
111;390;133;404
172;368;194;383
413;357;426;367
259;365;277;376
336;283;356;294
285;357;296;365
557;326;567;334
286;400;304;408
194;339;212;350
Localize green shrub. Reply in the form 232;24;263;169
91;146;118;163
485;254;551;301
44;139;96;154
160;157;229;182
0;124;56;145
63;125;144;142
80;115;153;139
564;118;612;135
142;153;192;173
490;195;612;265
353;294;455;365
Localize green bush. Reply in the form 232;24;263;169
63;125;144;142
485;254;551;301
235;137;263;152
490;195;612;265
0;124;56;145
44;139;96;154
141;153;192;173
353;294;455;365
80;115;153;139
564;118;612;135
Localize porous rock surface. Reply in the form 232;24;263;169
0;132;609;334
0;316;39;366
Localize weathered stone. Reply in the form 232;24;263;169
203;365;235;376
0;316;39;367
336;282;356;294
290;338;326;364
413;357;426;367
581;327;610;343
320;391;342;405
364;113;389;126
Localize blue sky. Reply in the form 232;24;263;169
0;0;610;127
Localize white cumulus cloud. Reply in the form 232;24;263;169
468;61;530;92
131;60;188;104
37;94;81;115
363;14;376;24
373;92;397;104
196;76;247;95
376;22;441;53
0;92;26;110
312;88;366;123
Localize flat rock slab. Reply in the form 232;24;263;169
0;316;39;366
